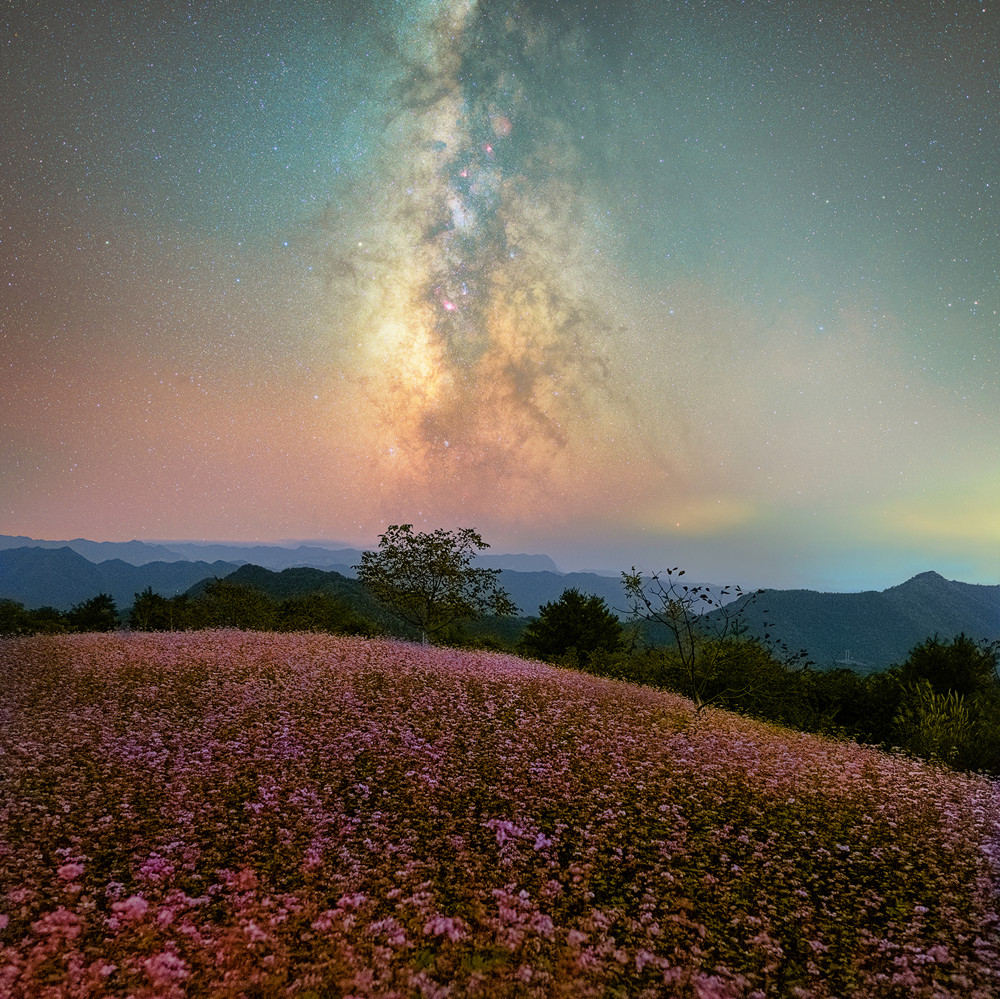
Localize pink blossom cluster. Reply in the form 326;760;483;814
1;631;999;997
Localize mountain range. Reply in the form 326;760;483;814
0;546;243;612
0;542;629;619
0;535;559;573
706;571;1000;671
0;536;996;670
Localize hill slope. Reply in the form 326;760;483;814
2;632;999;997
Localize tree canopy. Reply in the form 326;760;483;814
519;587;623;665
354;525;517;643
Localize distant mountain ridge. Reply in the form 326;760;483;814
0;547;242;611
0;544;622;618
706;571;1000;670
1;536;996;671
0;535;558;573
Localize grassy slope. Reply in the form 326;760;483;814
1;632;999;998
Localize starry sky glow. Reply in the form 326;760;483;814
3;0;999;589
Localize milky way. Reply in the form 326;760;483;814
322;0;670;525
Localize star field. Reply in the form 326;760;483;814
3;0;998;588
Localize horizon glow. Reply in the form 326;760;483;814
3;0;998;590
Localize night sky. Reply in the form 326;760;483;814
3;0;998;589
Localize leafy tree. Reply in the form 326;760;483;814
519;587;623;665
0;599;32;637
354;524;517;644
898;633;998;699
276;592;376;635
27;605;67;634
129;587;184;631
66;593;119;632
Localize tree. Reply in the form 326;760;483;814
898;633;999;699
622;567;808;713
0;599;32;637
198;579;277;630
354;525;517;644
276;592;376;636
129;587;177;631
66;593;119;632
519;587;623;665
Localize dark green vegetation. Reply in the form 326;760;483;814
354;525;518;644
3;549;999;776
517;587;624;666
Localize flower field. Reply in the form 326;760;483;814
2;632;1000;998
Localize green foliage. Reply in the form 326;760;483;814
27;605;67;634
0;598;34;637
129;587;186;631
65;593;119;632
275;591;375;636
893;680;975;767
898;633;998;698
518;587;623;665
355;525;517;643
195;579;278;630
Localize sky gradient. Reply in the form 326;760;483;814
3;0;998;590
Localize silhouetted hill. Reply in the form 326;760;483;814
0;535;560;574
705;571;1000;670
161;543;558;574
95;558;245;609
0;547;106;610
183;564;631;631
182;564;626;619
183;564;410;632
185;564;361;602
0;536;188;565
0;547;241;611
154;542;359;570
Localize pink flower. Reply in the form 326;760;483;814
144;949;189;984
244;920;268;943
423;914;468;942
636;949;657;972
31;907;82;940
56;862;84;881
694;974;739;999
112;894;149;921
